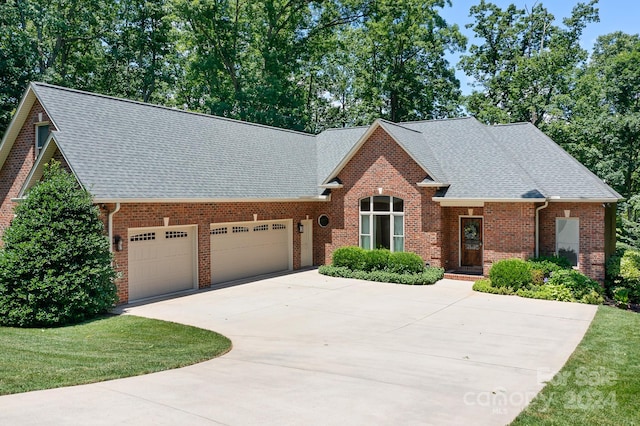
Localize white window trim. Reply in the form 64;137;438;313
555;217;580;267
359;196;404;251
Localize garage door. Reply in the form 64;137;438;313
210;220;291;284
128;226;197;301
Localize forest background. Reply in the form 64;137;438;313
1;0;638;246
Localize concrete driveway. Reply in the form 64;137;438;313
0;270;596;425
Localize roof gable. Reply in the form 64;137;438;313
319;119;448;187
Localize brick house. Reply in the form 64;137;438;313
0;83;621;303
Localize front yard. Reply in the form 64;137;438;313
512;305;640;425
0;314;231;395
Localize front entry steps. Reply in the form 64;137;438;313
444;267;483;282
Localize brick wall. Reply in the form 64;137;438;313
105;201;321;302
539;202;605;282
320;126;441;267
0;100;54;235
442;207;485;270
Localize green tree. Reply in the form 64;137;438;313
98;0;180;103
0;162;117;327
332;0;465;124
459;0;598;126
544;32;640;247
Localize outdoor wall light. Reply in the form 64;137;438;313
113;235;123;252
298;222;304;233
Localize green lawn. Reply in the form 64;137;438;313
0;315;231;395
512;306;640;425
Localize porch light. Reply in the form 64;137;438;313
113;235;123;252
298;222;304;233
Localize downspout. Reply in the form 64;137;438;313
108;202;121;254
535;200;549;258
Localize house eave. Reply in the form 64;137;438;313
92;196;330;204
433;197;547;207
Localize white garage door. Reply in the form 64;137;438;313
128;226;197;301
210;220;291;284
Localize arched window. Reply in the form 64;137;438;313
359;196;404;251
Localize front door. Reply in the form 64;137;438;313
461;217;483;267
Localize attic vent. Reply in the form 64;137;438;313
254;224;268;232
166;231;188;239
210;227;228;235
130;232;156;242
272;223;286;230
232;226;249;233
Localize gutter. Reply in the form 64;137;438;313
535;200;549;258
108;202;121;253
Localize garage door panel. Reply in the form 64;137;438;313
128;226;196;301
211;221;290;284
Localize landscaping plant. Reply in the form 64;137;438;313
0;161;117;327
320;247;443;285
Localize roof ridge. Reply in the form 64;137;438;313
398;116;475;125
377;119;423;134
31;82;316;139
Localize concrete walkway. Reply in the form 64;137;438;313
0;270;597;425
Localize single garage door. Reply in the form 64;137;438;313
210;220;291;284
128;225;197;301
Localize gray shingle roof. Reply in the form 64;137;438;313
27;82;620;202
32;83;318;200
487;123;622;200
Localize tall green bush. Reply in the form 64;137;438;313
387;251;425;274
489;259;532;290
331;246;367;271
0;162;117;327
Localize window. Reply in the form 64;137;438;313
35;123;50;156
556;218;579;267
359;196;404;251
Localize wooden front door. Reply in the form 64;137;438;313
461;217;483;267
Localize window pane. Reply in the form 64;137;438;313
393;197;404;212
360;215;370;234
557;219;579;266
360;235;371;249
374;215;390;249
393;215;403;236
360;198;370;212
37;125;49;149
373;196;390;211
393;236;404;252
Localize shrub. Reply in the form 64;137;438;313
386;251;425;274
527;259;566;278
516;284;575;302
605;248;640;304
547;269;603;300
472;279;515;295
332;246;366;271
528;255;572;270
0;162;117;327
489;259;532;290
318;265;443;285
363;249;391;272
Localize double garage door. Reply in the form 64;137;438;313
210;220;291;284
127;220;292;300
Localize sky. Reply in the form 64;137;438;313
438;0;640;94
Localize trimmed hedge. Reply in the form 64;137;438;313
387;252;425;274
489;259;532;290
318;265;444;285
332;246;367;271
